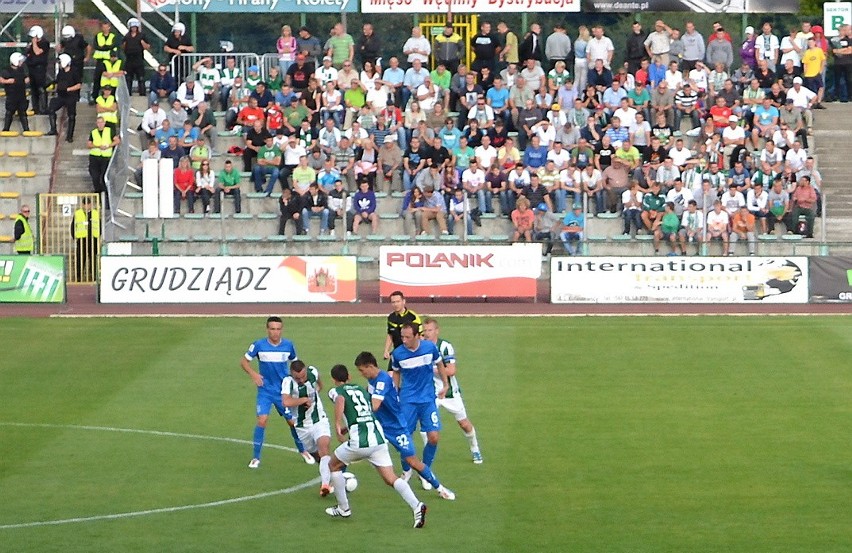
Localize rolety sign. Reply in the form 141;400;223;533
0;256;65;303
100;256;357;303
0;0;74;14
809;256;852;302
551;257;808;304
379;244;541;299
361;0;578;13
141;0;356;12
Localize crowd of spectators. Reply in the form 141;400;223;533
131;16;838;249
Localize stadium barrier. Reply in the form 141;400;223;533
550;256;810;304
0;255;66;303
104;78;134;245
378;244;541;300
38;193;102;285
169;52;262;85
808;256;852;303
99;255;357;303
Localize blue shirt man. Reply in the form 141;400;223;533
390;322;448;475
240;316;306;468
355;350;452;497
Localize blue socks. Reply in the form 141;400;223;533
418;464;441;489
290;425;305;453
423;442;437;468
252;425;265;459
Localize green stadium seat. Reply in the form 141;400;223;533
242;235;264;242
366;234;386;241
415;234;436;241
267;234;287;242
318;234;336;242
466;235;485;242
596;212;619;219
257;212;277;220
490;234;510;242
293;234;312;242
192;235;215;242
119;234;141;242
357;256;375;263
379;213;398;220
184;213;204;220
440;234;460;241
758;234;777;241
391;234;411;242
782;234;803;241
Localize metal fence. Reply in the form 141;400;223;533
169;52;262;85
38;193;101;284
103;78;135;244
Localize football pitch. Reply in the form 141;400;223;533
1;315;851;552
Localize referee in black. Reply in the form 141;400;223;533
383;290;422;364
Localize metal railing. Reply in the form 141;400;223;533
103;78;135;243
169;52;262;85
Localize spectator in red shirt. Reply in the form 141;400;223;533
791;175;817;237
709;95;732;130
237;96;265;128
511;196;535;242
173;155;196;214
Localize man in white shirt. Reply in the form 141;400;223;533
474;135;498;168
664;60;684;90
402;27;431;65
760;140;784;173
416;77;440;111
779;28;802;68
612;98;637;130
746;181;770;234
755;22;780;72
721;186;746;216
139;101;166;150
784;140;807;172
665;178;694;217
531;119;557;148
520;58;546;93
705;200;730;254
546;141;571;171
366;79;390;111
461;159;488;213
314;56;339;87
785;78;816;130
587;25;615;69
668;139;692;169
722;115;746;167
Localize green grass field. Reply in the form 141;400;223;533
1;316;851;552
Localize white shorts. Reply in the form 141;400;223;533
295;419;331;454
334;442;393;468
437;396;468;421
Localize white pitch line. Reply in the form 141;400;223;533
48;312;850;319
0;422;314;530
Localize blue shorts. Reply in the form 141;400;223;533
256;388;293;420
383;426;416;458
402;401;441;434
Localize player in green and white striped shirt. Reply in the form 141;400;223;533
281;360;333;497
325;364;428;528
422;318;482;465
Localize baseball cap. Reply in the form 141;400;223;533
551;103;561;110
383;136;395;143
812;25;824;34
248;65;259;72
323;55;332;61
744;26;754;35
793;77;803;84
728;115;738;122
534;202;548;211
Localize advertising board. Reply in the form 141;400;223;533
551;257;809;304
100;256;357;303
0;256;65;303
379;244;541;299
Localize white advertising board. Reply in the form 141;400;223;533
550;257;809;304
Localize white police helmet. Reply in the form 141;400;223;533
172;22;186;34
28;25;44;39
59;54;72;68
128;18;141;29
61;25;75;38
9;52;25;66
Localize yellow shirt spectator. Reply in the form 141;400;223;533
802;46;826;78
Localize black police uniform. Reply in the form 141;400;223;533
1;64;29;132
25;38;50;113
122;30;149;96
60;34;88;84
47;67;81;141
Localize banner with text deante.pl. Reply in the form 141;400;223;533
0;256;66;303
583;0;797;12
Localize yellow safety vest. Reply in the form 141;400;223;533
96;95;118;125
89;127;114;157
74;208;100;239
14;213;33;253
93;32;117;60
100;59;122;88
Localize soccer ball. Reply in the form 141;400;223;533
342;471;358;492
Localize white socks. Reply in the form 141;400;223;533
330;470;349;511
393;478;420;510
465;428;479;452
319;455;331;485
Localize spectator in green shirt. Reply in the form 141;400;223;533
654;201;684;255
253;135;282;195
214;159;242;213
325;23;354;68
343;80;367;128
291;155;317;195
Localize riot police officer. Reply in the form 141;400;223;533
0;52;29;132
59;25;88;84
25;25;50;114
122;18;150;96
46;54;82;143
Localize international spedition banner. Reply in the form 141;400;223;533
100;256;357;303
379;244;541;299
551;256;809;304
0;256;66;303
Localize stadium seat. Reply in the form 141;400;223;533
267;234;287;242
0;172;12;178
366;234;386;241
782;234;803;241
22;131;43;138
0;191;20;199
0;235;13;243
7;151;27;158
439;234;460;241
191;235;215;242
0;131;19;138
391;235;410;242
317;234;336;242
15;172;35;178
415;234;436;241
490;234;510;241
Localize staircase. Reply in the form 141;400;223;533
812;104;852;252
52;102;100;195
